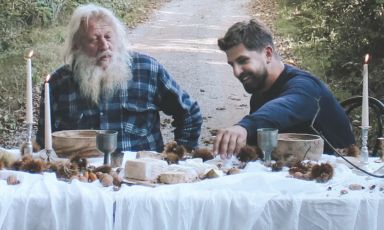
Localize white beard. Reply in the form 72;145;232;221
73;50;131;105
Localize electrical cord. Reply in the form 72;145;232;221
310;98;384;178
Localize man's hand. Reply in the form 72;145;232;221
212;125;247;160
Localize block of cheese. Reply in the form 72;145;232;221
158;171;190;184
159;164;199;183
136;151;163;160
125;158;168;181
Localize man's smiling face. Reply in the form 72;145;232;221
226;43;269;93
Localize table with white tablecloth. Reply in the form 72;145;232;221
111;155;384;230
0;150;383;230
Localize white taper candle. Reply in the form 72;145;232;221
44;75;52;150
361;54;369;128
25;50;34;124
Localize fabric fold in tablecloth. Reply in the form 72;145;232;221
0;170;114;230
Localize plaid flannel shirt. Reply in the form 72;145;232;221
36;52;203;152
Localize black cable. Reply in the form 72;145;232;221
310;97;384;178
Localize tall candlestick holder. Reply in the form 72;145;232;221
21;123;33;155
378;137;384;160
38;148;58;162
360;126;370;164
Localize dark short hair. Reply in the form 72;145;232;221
218;19;275;52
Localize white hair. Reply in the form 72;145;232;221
63;4;130;66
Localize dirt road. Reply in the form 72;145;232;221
128;0;252;147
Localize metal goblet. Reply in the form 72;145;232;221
96;130;118;165
257;128;278;166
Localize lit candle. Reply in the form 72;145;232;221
25;50;34;124
44;75;52;150
361;54;369;127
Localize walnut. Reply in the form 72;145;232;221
336;144;359;157
99;173;113;187
227;167;241;175
237;146;261;163
289;161;333;183
164;152;180;164
340;189;348;195
163;141;187;159
310;163;334;183
110;171;122;186
88;172;98;182
54;162;79;179
94;165;112;174
70;155;88;171
271;161;283;172
348;184;365;190
192;148;214;161
7;175;20;185
20;158;46;173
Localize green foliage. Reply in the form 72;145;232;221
0;0;158;52
0;0;66;52
276;0;384;101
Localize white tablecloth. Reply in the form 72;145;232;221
0;170;114;230
1;149;384;230
112;155;384;230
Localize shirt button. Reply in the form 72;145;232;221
100;112;103;116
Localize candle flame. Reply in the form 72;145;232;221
364;54;369;64
45;74;51;83
25;50;34;59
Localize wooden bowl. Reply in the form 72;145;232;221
52;130;102;158
272;133;324;167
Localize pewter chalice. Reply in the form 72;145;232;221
96;130;117;165
257;128;278;166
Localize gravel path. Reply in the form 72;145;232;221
128;0;252;147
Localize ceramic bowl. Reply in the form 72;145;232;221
272;133;324;166
52;130;102;158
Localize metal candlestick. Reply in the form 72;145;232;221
21;123;33;155
37;148;58;162
45;149;57;162
360;126;370;164
378;137;384;160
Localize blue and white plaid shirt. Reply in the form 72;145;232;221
36;52;203;152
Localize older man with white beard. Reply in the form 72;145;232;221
36;4;203;152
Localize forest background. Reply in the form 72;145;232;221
0;0;383;147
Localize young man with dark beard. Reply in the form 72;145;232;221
36;4;203;152
213;20;355;159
